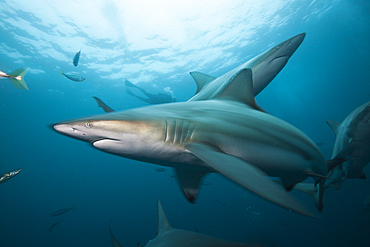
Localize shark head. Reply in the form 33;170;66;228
53;112;180;164
249;32;306;95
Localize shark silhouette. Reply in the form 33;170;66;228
52;34;326;217
292;101;370;210
110;200;256;247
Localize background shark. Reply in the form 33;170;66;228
292;101;370;210
110;200;256;247
93;34;305;114
53;55;327;217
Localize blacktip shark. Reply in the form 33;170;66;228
292;101;370;210
110;200;255;247
52;34;326;217
93;33;306;113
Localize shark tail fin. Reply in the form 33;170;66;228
9;67;29;90
57;71;63;76
156;200;172;235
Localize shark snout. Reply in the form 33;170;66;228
52;123;93;142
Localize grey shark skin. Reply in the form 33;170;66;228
189;33;305;99
53;63;326;217
110;200;254;247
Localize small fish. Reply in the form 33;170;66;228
58;71;85;82
0;68;29;90
154;168;165;172
73;49;81;67
49;204;76;217
277;221;290;228
49;221;60;232
315;142;326;146
0;168;22;184
200;181;211;185
215;199;227;206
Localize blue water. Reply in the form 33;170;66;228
1;0;370;246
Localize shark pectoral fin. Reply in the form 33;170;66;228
174;167;208;203
186;142;319;218
156;200;172;235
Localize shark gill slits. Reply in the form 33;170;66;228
163;120;168;142
164;119;196;144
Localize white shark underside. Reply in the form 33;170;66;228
110;200;256;247
53;34;326;217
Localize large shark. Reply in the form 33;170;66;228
292;101;370;210
94;33;306;113
110;200;257;247
52;34;326;217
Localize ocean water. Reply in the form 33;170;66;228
1;0;370;246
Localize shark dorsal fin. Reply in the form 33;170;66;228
156;199;172;235
188;69;260;110
219;68;256;107
326;120;341;136
189;71;216;94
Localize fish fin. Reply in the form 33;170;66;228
186;142;319;217
109;218;124;247
125;79;138;88
280;177;301;192
326;120;341;137
218;68;257;108
292;183;320;209
92;97;115;113
189;71;217;94
174;167;208;203
57;71;63;76
9;67;29;90
326;158;346;173
359;171;366;179
156;200;172;235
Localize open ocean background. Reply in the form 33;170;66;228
1;0;369;246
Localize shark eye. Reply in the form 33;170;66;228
85;122;92;128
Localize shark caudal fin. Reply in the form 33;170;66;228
9;67;29;90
